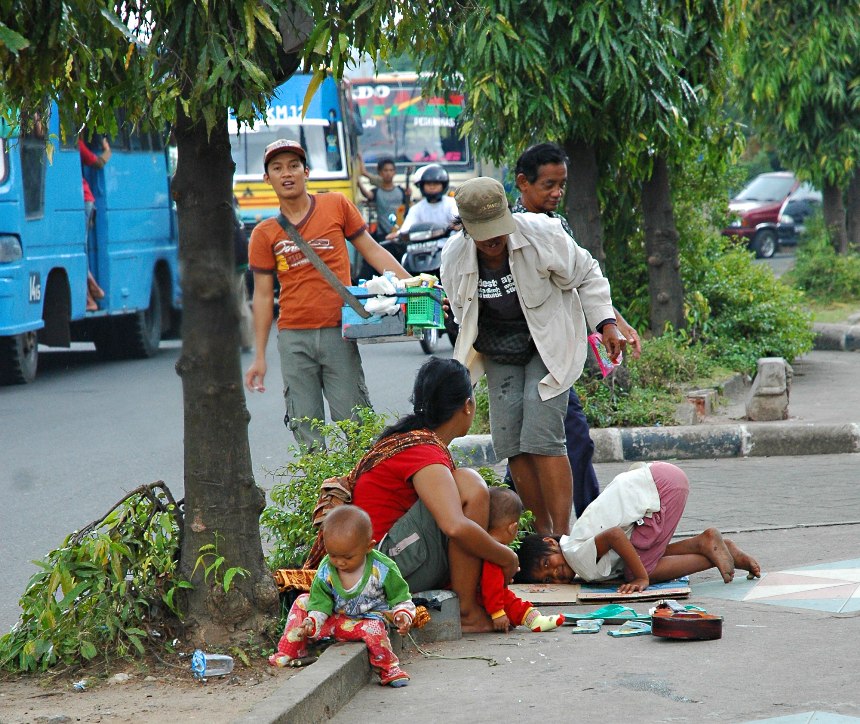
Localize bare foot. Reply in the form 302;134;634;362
460;610;495;633
701;528;735;583
725;539;761;579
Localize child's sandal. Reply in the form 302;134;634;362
380;669;410;687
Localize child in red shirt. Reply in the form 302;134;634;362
481;487;564;632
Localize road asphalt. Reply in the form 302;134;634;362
239;346;860;724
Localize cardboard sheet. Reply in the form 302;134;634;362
508;577;690;606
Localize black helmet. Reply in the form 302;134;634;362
416;164;449;202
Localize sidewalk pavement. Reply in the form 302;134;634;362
239;349;860;724
452;348;860;465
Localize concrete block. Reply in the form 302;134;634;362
845;325;860;351
746;423;860;456
716;372;750;400
675;400;698;425
813;323;848;350
620;425;744;460
746;357;792;421
236;642;370;724
409;589;461;643
591;428;623;463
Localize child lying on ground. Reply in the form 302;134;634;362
269;505;415;687
514;462;761;592
482;487;564;632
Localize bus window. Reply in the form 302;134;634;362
229;74;360;227
0;138;8;186
21;122;47;220
351;75;471;172
230;120;348;178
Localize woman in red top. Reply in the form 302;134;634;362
351;358;518;633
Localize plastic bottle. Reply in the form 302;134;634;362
191;649;234;678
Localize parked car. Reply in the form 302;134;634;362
777;183;822;246
722;171;819;258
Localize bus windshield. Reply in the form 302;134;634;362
351;76;471;171
229;76;349;181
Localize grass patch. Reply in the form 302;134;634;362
802;300;860;324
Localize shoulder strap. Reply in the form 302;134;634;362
276;213;370;319
351;429;454;482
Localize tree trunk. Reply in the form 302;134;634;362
844;168;860;251
562;139;605;270
172;108;278;646
641;155;684;335
822;182;848;254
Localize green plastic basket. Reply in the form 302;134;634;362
405;288;444;329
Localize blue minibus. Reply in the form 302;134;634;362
0;110;180;384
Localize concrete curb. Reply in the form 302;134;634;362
813;323;860;351
451;421;860;466
235;643;370;724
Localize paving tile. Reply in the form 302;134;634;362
693;559;860;613
742;713;860;724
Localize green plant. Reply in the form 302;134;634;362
627;332;716;389
576;374;681;429
0;483;185;673
191;532;249;594
787;215;860;302
260;408;387;570
468;377;491;435
696;246;813;372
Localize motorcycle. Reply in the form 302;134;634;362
399;222;459;354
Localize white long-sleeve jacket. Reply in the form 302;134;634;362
440;212;614;401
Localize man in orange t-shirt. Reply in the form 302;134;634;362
244;139;409;449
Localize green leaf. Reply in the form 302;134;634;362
98;7;136;43
252;4;280;40
222;567;247;593
243;1;257;51
126;633;145;655
302;73;325;119
0;23;30;55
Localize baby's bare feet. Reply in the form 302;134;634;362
701;528;735;583
725;539;761;579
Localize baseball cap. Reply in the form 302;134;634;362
263;139;306;170
454;177;516;241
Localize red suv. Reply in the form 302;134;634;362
722;172;799;258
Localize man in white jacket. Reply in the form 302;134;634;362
441;177;625;536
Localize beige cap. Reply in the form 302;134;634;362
454;177;515;241
263;139;306;170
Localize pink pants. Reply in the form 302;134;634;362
274;593;406;683
623;461;690;580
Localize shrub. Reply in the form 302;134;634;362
576;374;681;428
0;484;185;673
627;332;716;389
260;409;387;570
694;244;813;372
787;215;860;302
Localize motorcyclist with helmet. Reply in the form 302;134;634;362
386;164;459;239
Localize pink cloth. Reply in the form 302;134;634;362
624;462;689;579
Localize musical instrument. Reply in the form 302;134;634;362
650;599;723;640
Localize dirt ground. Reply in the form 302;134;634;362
0;653;300;723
